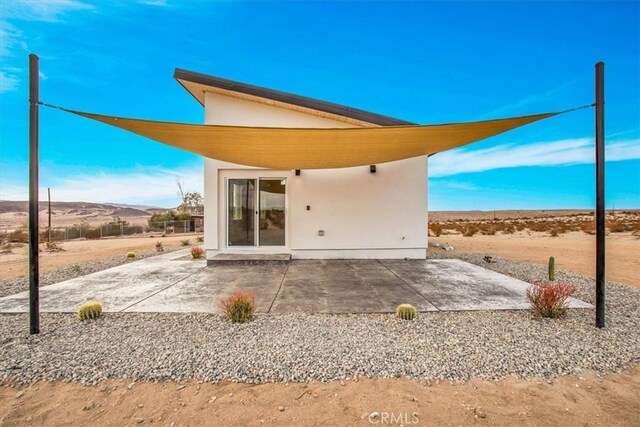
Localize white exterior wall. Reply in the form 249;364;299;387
203;92;428;259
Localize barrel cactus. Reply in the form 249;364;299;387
548;256;555;281
126;251;136;259
77;301;103;321
396;304;417;320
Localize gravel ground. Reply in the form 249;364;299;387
0;249;181;299
0;253;638;385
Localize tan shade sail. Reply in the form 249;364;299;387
68;109;559;169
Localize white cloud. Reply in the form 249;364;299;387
0;164;203;206
429;137;640;177
2;0;94;22
0;70;20;92
0;21;24;57
478;77;586;120
0;1;94;93
139;0;169;6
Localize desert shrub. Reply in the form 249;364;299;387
196;236;204;243
608;221;632;233
8;227;28;243
396;304;417;320
549;229;559;237
528;222;549;233
155;241;164;251
77;301;103;321
501;223;516;234
462;225;478;237
515;222;526;232
44;241;64;252
479;224;496;235
429;223;443;237
126;251;136;258
83;226;102;239
149;210;191;224
579;221;596;235
180;239;191;246
191;246;204;259
220;291;256;323
526;282;576;318
447;223;464;234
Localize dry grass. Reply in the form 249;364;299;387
429;211;640;238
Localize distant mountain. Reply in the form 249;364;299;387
105;202;164;211
0;200;153;216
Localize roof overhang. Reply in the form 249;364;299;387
174;68;416;128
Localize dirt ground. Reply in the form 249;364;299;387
0;367;638;426
431;231;640;288
0;235;196;281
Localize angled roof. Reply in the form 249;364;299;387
173;68;415;127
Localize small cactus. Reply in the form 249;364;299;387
77;301;103;321
548;256;555;281
181;239;191;246
396;304;417;320
126;251;136;259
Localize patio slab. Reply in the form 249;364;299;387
0;249;204;313
270;260;438;313
0;252;592;314
381;259;592;311
124;263;287;313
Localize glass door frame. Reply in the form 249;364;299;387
225;176;288;249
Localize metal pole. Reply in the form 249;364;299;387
28;54;40;334
595;62;606;328
47;187;51;242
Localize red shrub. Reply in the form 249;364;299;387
220;291;256;323
191;246;205;259
526;282;576;318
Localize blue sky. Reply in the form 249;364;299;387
0;0;638;210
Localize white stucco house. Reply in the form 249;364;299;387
174;69;427;260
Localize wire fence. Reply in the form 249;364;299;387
43;220;200;241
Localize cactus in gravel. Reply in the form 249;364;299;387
77;301;103;321
396;304;417;320
126;251;136;259
548;256;555;281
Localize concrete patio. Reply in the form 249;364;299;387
0;249;591;314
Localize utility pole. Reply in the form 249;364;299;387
595;62;606;329
28;53;40;334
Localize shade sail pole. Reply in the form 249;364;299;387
29;53;40;335
595;61;605;329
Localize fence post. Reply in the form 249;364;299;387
121;223;124;238
164;221;167;234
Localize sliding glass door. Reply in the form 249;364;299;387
259;179;286;246
228;179;256;246
227;178;286;247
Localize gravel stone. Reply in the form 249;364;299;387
1;253;638;385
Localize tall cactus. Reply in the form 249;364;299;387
548;256;555;282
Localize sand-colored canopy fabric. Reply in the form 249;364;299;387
67;109;559;169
